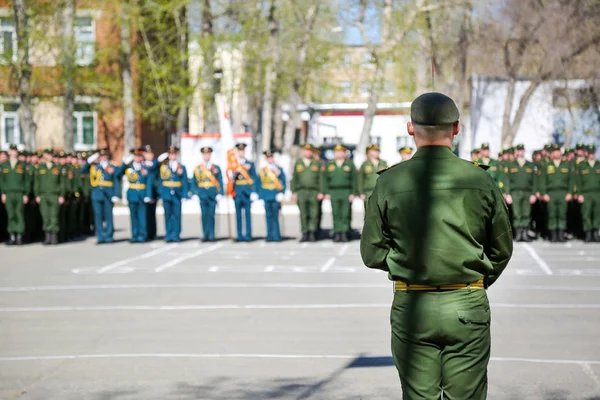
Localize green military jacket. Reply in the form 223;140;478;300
321;159;358;194
358;159;388;195
68;164;81;198
360;146;513;287
290;158;321;192
59;164;73;198
538;160;573;194
476;157;507;193
0;160;30;194
506;159;536;193
25;163;35;195
34;163;66;197
575;160;600;194
79;165;92;197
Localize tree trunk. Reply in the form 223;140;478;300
272;98;283;150
500;77;516;150
201;0;218;134
12;0;36;150
455;1;472;115
174;6;189;139
501;78;541;149
62;0;75;152
260;0;278;153
121;0;135;154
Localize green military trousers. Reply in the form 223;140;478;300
330;190;352;233
582;191;600;231
4;192;25;234
297;189;320;233
391;288;491;400
69;198;80;237
547;190;568;230
40;195;60;233
511;191;532;229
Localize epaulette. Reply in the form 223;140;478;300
377;162;400;175
472;161;491;171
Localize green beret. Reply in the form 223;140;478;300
410;92;459;126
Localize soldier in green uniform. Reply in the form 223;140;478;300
56;152;71;243
290;144;322;242
22;151;37;243
538;144;573;242
68;153;83;240
477;143;506;192
34;149;66;245
0;144;30;245
358;144;387;209
398;146;413;161
321;144;357;242
470;148;480;162
361;92;512;400
0;150;7;242
312;145;325;238
505;144;537;242
78;152;93;236
575;144;600;242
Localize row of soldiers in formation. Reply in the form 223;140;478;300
2;139;598;245
469;142;600;242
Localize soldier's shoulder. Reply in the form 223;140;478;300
469;160;491;171
376;162;401;176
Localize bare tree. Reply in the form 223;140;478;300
121;0;135;154
61;0;75;153
12;0;37;150
478;0;600;148
261;0;278;152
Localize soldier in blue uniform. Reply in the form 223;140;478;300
123;148;153;243
143;145;159;240
81;148;125;244
158;146;188;242
258;149;286;242
231;143;258;241
192;147;223;242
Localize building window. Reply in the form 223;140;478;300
361;51;374;68
340;81;352;98
75;17;95;65
360;82;371;98
1;104;22;148
73;104;97;150
0;18;17;63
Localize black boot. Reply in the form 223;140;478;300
15;234;23;245
51;232;58;245
550;230;558;243
594;231;600;243
514;228;522;242
333;233;340;242
6;234;15;246
558;229;566;242
585;231;593;243
43;233;50;245
308;232;316;242
299;233;308;243
340;232;349;242
521;229;532;242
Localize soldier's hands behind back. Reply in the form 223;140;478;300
578;195;584;204
529;195;537;204
58;197;64;205
36;196;41;204
565;194;573;202
543;194;550;202
1;194;5;204
22;196;29;204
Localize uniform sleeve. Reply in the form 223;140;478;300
33;169;40;197
321;165;329;194
357;164;365;195
484;184;514;287
280;167;287;193
182;166;189;196
538;166;547;195
359;187;390;271
217;167;224;196
290;162;298;193
81;163;91;174
351;162;358;194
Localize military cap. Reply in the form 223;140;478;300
57;151;66;158
549;144;561;152
470;149;479;155
515;144;525;151
366;144;380;152
311;145;320;153
144;144;154;153
130;148;144;156
43;148;52;154
333;144;347;152
80;151;88;158
200;146;213;154
301;144;313;151
410;92;459;125
235;143;247;150
587;144;596;152
576;143;584;150
263;149;276;157
480;142;490;150
8;144;18;150
543;144;552;151
399;146;414;155
167;145;179;153
563;147;573;154
35;152;42;158
99;148;110;156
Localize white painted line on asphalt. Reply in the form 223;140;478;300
1;303;600;312
4;283;600;292
338;243;349;256
208;266;219;272
0;353;598;365
96;244;180;274
320;257;336;272
521;243;554;275
264;266;274;272
581;363;600;390
154;243;224;272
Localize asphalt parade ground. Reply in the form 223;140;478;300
1;213;600;400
